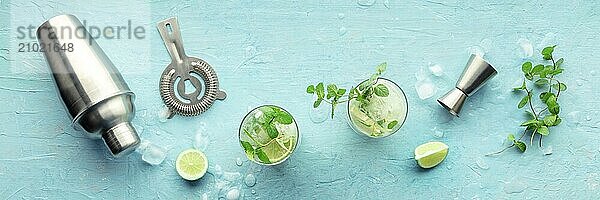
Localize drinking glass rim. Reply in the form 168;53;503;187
346;77;409;138
238;104;300;165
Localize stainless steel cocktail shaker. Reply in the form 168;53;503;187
37;14;140;157
437;54;497;116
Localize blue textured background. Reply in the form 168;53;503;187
1;0;599;199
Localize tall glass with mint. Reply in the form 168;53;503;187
307;63;408;138
238;105;299;165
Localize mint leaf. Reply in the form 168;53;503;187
316;83;325;99
326;91;335;99
555;58;564;67
337;88;346;96
552;83;567;91
241;141;254;153
327;84;338;95
266;124;279;139
537;126;549;136
518;95;529;109
539;92;554;103
306;85;315;94
256;149;271;164
275;112;293;125
515;141;527;152
326;84;337;99
387;120;398;129
543;115;557;126
376;62;387;74
542;45;555;60
532;64;544;74
374;84;389;97
553;117;562;126
521;119;542;127
313;99;323;108
522;62;532;74
549;104;560;114
535;79;548;86
507;134;516;141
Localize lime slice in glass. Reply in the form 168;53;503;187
176;149;208;181
414;141;449;169
261;139;291;163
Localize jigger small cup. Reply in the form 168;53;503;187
437;54;497;116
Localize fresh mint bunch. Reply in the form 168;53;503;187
306;63;399;130
489;45;566;156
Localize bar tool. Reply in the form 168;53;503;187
37;14;140;157
157;17;226;118
437;54;497;116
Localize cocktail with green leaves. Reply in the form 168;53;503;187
347;77;407;138
307;63;408;138
238;105;299;165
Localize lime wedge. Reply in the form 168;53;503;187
260;138;292;163
414;141;449;169
176;149;208;181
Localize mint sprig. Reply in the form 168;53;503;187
489;45;566;156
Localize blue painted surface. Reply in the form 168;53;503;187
1;0;600;199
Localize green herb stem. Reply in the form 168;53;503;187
523;88;538;120
485;144;515;156
496;45;565;155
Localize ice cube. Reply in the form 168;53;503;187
429;64;443;77
254;110;263;119
135;140;150;154
467;46;485;57
415;80;436;100
517;38;533;58
158;106;170;123
432;130;444;138
194;128;210;151
136;140;166;165
480;38;492;53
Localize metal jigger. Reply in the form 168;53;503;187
437;54;497;116
37;14;140;157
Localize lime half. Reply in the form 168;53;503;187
176;149;208;181
414;141;449;169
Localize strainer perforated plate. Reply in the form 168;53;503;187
157;17;226;118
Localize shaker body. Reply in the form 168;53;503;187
37;14;140;157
